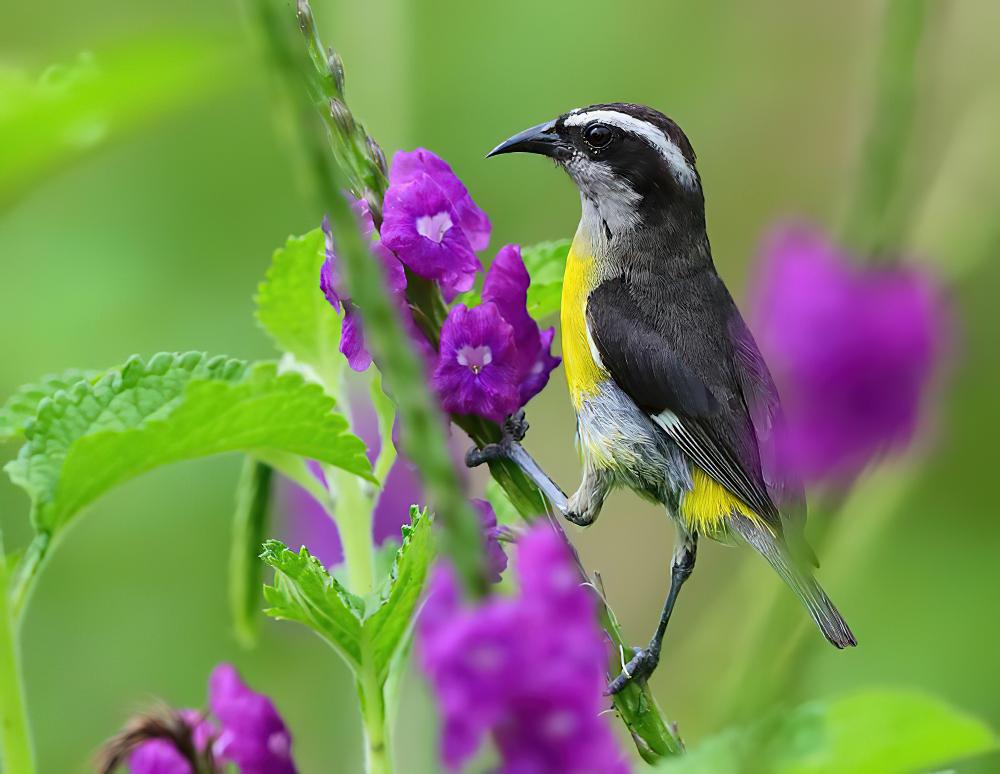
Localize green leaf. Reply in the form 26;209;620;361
0;36;230;207
659;690;996;774
5;352;373;534
261;540;364;666
458;239;570;321
521;239;571;319
364;507;435;682
0;368;99;443
256;229;344;384
229;458;274;647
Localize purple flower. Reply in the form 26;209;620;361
321;212;428;372
417;525;628;774
209;664;295;774
750;223;948;483
126;667;294;774
482;244;561;406
432;246;561;423
472;498;508;583
390;148;491;252
129;740;194;774
432;303;521;423
381;172;482;299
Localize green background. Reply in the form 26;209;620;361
2;1;999;771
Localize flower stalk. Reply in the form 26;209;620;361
0;540;36;774
252;0;683;761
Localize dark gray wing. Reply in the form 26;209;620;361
729;313;815;564
587;274;782;527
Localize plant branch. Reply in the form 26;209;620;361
252;0;683;760
251;0;488;597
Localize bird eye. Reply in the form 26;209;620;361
583;122;613;149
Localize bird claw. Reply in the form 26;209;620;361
465;410;529;468
606;646;660;695
503;409;529;443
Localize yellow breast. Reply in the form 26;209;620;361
561;241;607;408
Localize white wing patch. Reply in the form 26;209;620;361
584;316;606;371
564;109;697;189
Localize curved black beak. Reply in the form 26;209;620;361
487;120;570;160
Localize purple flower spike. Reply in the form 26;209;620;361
381;173;481;298
417;526;629;774
209;664;296;774
472;498;508;582
390;148;491;252
751;223;948;483
432;303;521;423
482;244;561;406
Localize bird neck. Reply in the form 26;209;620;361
575;192;713;279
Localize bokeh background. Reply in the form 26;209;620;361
2;1;1000;771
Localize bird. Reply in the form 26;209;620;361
470;103;856;695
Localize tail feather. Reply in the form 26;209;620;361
730;514;857;648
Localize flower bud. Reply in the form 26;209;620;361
327;48;345;94
366;135;388;177
329;98;355;134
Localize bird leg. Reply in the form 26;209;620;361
466;410;598;525
607;529;698;695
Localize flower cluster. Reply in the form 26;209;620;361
321;149;559;423
433;244;560;422
417;525;628;773
128;664;295;774
750;224;948;483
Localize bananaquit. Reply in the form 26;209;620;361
470;103;856;695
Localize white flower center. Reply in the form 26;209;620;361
457;345;492;374
542;710;577;739
416;211;453;243
268;731;291;757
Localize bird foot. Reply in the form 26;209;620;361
465;410;529;468
606;645;660;695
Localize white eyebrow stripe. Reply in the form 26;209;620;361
564;109;697;189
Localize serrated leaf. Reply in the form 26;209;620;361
4;352;373;534
659;689;996;774
459;238;570;321
229;458;273;647
0;368;99;442
260;540;364;666
256;229;343;383
364;507;435;682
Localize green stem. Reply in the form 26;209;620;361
328;466;377;597
0;545;35;774
357;655;392;774
841;0;930;256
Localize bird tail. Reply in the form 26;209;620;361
730;514;857;649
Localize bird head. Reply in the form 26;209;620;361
488;103;704;238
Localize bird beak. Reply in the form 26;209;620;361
487;120;570;160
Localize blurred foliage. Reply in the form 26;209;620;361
2;0;1000;771
660;690;995;774
0;35;230;209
